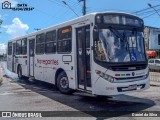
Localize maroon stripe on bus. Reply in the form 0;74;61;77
23;56;27;58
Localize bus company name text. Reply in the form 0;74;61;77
37;59;59;65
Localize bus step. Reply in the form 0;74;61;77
28;76;35;80
77;88;92;94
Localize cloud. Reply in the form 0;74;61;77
0;0;18;7
0;43;7;54
3;18;29;39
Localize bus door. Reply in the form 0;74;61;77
76;25;91;90
29;39;35;76
12;43;16;72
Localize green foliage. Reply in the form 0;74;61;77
0;19;2;33
0;19;2;25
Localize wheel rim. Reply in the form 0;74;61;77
60;76;69;89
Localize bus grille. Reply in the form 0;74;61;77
114;75;147;83
109;64;147;71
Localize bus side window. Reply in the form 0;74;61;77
36;33;45;54
45;30;56;53
57;26;72;53
22;38;27;55
8;42;12;55
16;40;22;55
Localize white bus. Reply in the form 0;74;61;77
7;12;149;96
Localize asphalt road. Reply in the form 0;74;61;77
0;75;160;120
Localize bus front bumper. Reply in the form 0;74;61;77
93;76;150;96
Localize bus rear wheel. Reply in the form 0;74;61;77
57;71;74;94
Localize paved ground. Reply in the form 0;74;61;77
0;75;160;120
0;62;160;120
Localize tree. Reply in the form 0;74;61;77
0;19;2;33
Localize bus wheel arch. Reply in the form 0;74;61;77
55;68;74;94
55;68;64;86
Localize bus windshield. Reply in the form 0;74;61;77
94;28;146;63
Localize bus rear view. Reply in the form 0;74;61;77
92;13;149;95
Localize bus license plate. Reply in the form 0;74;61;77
128;84;137;90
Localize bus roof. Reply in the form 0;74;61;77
8;11;140;42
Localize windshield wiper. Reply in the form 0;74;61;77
108;26;123;40
109;26;129;51
132;28;137;37
130;28;137;48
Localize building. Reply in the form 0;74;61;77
0;54;7;61
144;26;160;58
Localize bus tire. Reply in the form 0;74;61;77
17;65;23;79
57;71;74;94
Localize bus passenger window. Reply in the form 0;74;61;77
8;42;12;55
22;38;27;55
36;33;45;54
16;40;22;55
57;26;72;53
45;30;56;53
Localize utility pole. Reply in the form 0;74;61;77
78;0;86;15
83;0;86;15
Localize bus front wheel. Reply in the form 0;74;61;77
57;71;74;94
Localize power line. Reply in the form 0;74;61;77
132;4;160;14
62;1;79;17
130;3;160;21
135;8;160;15
67;0;82;7
148;3;160;17
47;0;67;8
143;12;156;19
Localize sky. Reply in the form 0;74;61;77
0;0;160;54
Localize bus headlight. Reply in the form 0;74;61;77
107;76;114;83
104;74;114;83
144;72;149;79
95;70;114;83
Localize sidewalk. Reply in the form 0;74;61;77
150;81;160;87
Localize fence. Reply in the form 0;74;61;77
149;66;160;86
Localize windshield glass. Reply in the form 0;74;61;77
94;29;146;62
